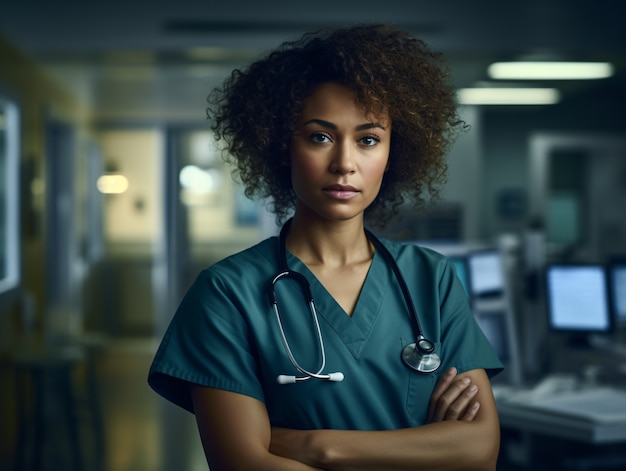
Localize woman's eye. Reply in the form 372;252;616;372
310;132;331;143
360;135;380;147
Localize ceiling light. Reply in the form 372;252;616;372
488;61;614;80
179;165;222;193
97;174;129;194
457;87;561;105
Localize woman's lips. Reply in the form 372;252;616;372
322;184;359;200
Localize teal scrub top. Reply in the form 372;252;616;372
148;235;503;430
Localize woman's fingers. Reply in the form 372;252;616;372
461;401;481;422
442;381;479;420
428;369;481;423
427;367;457;421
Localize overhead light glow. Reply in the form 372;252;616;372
488;61;614;80
97;174;129;194
457;87;560;105
179;165;222;193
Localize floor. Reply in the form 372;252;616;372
6;337;207;471
103;338;212;471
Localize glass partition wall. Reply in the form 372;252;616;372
0;96;20;308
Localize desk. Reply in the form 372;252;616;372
498;400;626;444
496;387;626;470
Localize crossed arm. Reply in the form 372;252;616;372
191;367;500;471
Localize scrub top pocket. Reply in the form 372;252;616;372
405;340;440;424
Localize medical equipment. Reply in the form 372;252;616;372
270;220;441;384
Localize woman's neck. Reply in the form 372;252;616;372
286;215;373;268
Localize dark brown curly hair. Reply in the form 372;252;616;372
207;23;465;228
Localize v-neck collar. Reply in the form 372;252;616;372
285;249;388;359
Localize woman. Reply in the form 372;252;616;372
149;24;503;470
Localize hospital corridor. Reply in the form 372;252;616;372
1;1;626;470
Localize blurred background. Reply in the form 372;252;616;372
1;1;626;470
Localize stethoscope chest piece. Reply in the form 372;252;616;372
401;342;441;373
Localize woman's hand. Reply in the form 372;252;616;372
427;367;481;423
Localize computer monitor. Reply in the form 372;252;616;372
467;250;505;299
608;259;626;327
425;245;521;383
545;264;612;334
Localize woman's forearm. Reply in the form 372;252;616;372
306;419;498;471
192;386;326;471
270;370;500;471
271;416;499;471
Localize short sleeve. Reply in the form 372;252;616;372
148;268;266;413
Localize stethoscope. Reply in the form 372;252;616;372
269;220;441;384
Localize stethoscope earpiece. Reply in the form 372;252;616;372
276;371;344;384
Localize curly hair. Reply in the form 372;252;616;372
207;23;465;228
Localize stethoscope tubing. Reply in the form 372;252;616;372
364;228;434;355
270;220;440;383
270;271;329;383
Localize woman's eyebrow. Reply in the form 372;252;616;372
356;122;387;131
303;119;337;129
302;119;387;131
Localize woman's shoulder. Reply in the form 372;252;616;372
199;236;280;281
211;237;279;272
377;236;451;267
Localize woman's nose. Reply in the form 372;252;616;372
330;141;356;174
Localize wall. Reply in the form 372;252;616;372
99;129;164;252
441;105;483;240
0;34;90;325
0;34;89;465
482;81;626;243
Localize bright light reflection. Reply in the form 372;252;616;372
97;174;129;194
488;62;614;80
179;165;221;193
457;88;560;105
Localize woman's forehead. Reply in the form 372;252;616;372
298;82;390;125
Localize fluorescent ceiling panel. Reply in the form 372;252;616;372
488;62;614;80
457;87;560;105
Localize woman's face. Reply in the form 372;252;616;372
289;82;391;223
